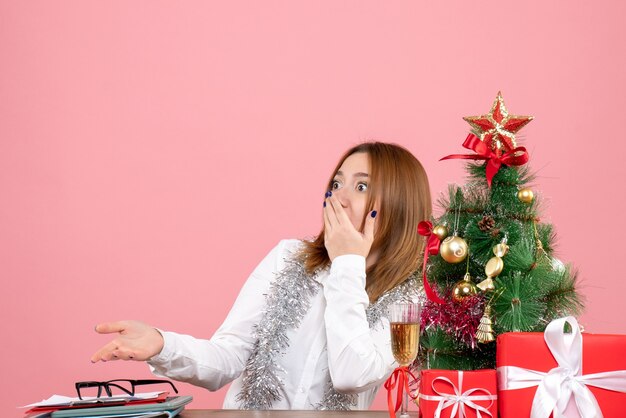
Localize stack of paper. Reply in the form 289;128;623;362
21;392;193;418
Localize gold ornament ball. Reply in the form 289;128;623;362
452;273;478;301
440;236;468;264
432;225;449;240
518;188;534;204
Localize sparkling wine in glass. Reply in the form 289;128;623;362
389;302;421;418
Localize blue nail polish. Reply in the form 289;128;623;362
371;210;377;218
325;191;330;198
323;201;326;207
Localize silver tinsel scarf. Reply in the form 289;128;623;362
236;249;422;410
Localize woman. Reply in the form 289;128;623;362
91;142;432;410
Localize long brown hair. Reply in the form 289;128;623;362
300;142;432;302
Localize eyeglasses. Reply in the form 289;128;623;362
75;379;179;400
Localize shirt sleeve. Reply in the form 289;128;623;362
322;254;397;394
146;240;290;391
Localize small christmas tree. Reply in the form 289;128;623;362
418;92;584;370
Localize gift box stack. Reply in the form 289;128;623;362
419;369;497;418
414;93;626;417
418;316;626;418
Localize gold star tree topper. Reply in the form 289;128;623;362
463;92;534;155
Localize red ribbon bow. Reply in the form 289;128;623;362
384;366;418;418
418;221;445;304
440;133;530;187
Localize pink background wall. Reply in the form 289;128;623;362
2;1;625;415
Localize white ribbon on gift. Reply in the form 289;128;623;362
419;370;497;418
497;316;626;418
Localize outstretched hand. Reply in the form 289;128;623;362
90;320;164;363
323;194;377;261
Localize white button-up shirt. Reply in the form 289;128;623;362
148;239;401;409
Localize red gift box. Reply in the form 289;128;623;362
497;316;626;418
419;369;497;418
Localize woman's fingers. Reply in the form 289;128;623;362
323;199;332;231
327;195;354;228
324;194;377;260
91;338;140;362
112;346;136;361
91;320;164;363
91;322;129;362
91;340;121;363
95;321;127;335
324;196;340;228
363;210;377;243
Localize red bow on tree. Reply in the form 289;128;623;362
440;134;529;187
418;221;445;304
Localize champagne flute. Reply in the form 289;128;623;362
389;302;421;418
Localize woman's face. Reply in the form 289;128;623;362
330;152;371;231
